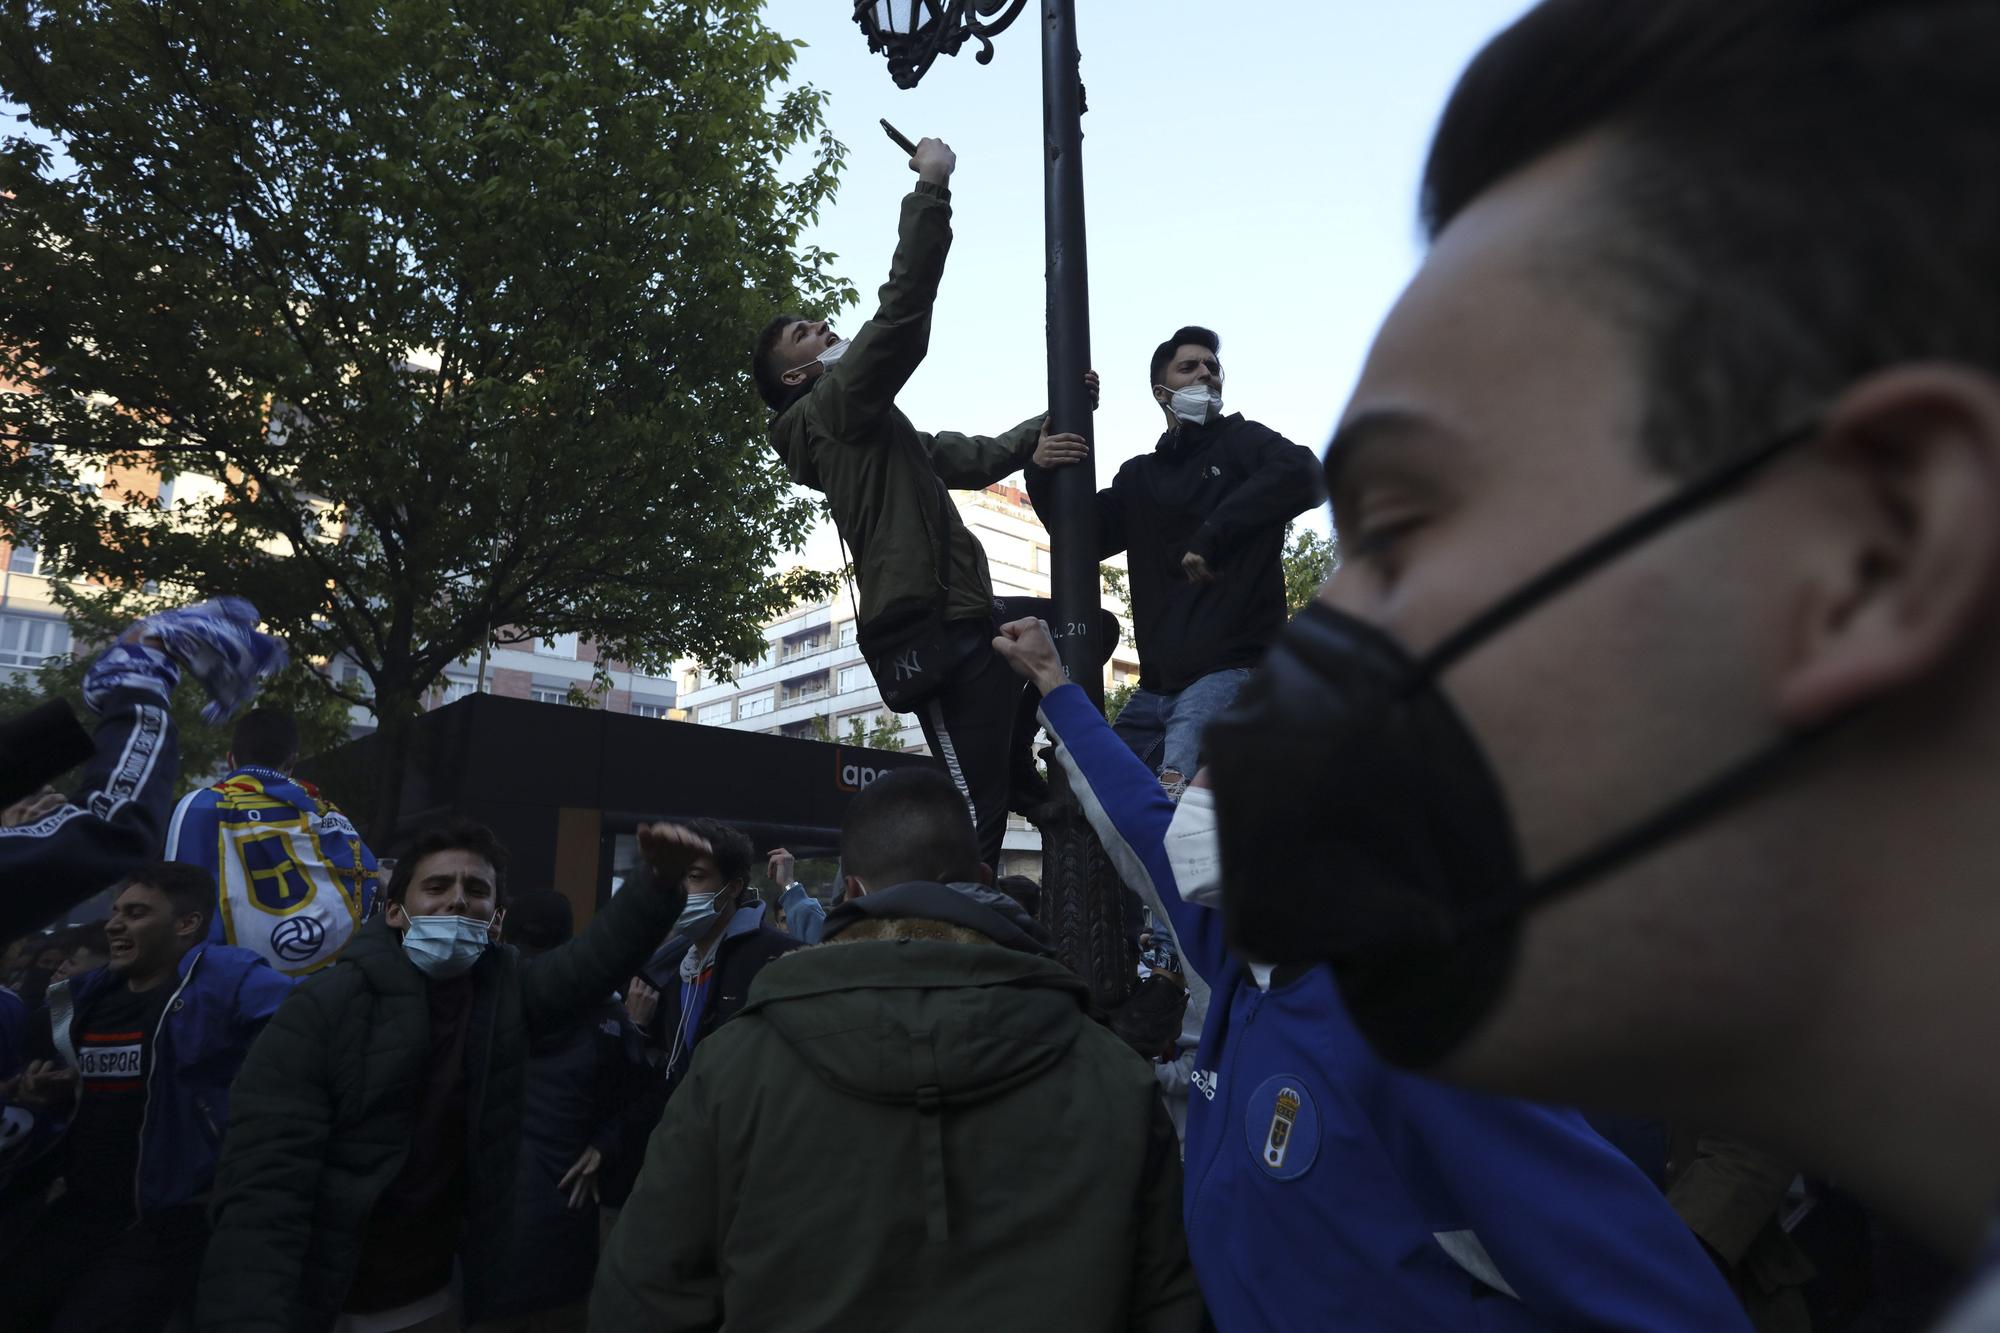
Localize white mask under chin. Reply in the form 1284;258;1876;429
1165;383;1221;425
1163;786;1223;908
813;338;850;371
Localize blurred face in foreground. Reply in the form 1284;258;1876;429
1307;132;2000;1254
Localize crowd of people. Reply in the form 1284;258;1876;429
4;0;2000;1329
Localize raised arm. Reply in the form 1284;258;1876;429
1186;425;1323;567
815;140;958;443
0;647;180;939
520;826;690;1039
992;618;1227;993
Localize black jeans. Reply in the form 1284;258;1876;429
0;1195;208;1333
913;597;1116;871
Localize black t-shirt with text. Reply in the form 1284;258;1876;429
62;979;171;1218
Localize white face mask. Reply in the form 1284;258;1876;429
812;338;849;371
401;914;492;980
1163;786;1223;908
1163;382;1220;425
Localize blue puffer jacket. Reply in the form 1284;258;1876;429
49;943;292;1216
1041;683;1752;1333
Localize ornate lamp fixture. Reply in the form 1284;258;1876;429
851;0;1028;89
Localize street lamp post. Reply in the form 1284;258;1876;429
852;0;1140;1009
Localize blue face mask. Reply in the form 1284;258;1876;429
401;914;491;979
671;887;737;941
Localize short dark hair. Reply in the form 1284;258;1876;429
505;888;573;954
123;860;217;932
840;768;981;889
752;313;804;410
995;874;1041;918
386;820;509;906
675;817;754;890
231;707;299;769
1149;325;1220;387
1423;0;2000;475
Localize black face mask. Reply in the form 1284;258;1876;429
1206;421;1843;1070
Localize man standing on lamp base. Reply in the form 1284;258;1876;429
1030;326;1321;797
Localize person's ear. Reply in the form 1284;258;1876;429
842;874;865;901
384;898;410;931
178;911;207;946
1152;384;1171;406
1776;365;2000;728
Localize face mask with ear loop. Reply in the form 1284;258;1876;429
1161;382;1221;425
1203;419;1864;1070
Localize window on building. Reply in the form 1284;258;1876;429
530;686;572;706
838;621;857;647
836;665;868;694
0;614;70;668
6;545;43;576
337;661;375;699
738;690;775;718
439;677;480;704
696;700;733;726
629;700;671;719
535;633;580;659
781;675;827;706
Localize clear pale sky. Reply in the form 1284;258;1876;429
766;0;1537;569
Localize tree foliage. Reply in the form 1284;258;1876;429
0;0;851;833
808;709;907;752
1283;525;1339;614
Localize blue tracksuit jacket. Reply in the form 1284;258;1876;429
1041;683;1750;1332
48;943;293;1216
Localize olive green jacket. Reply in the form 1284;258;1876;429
592;935;1202;1333
770;181;1041;628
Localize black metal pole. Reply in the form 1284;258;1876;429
1038;0;1100;708
1028;0;1138;1012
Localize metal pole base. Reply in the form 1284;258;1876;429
1030;750;1141;1013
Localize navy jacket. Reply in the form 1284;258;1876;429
47;943;292;1216
1041;683;1751;1332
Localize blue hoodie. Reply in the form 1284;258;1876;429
49;942;293;1216
1040;683;1750;1332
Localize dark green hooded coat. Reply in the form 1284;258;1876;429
591;930;1202;1333
196;867;683;1332
769;180;1042;630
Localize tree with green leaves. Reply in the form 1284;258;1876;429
0;0;849;837
1283;526;1339;614
807;709;907;752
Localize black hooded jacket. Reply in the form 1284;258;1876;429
1027;412;1321;692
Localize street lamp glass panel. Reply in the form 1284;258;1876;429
872;0;930;37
